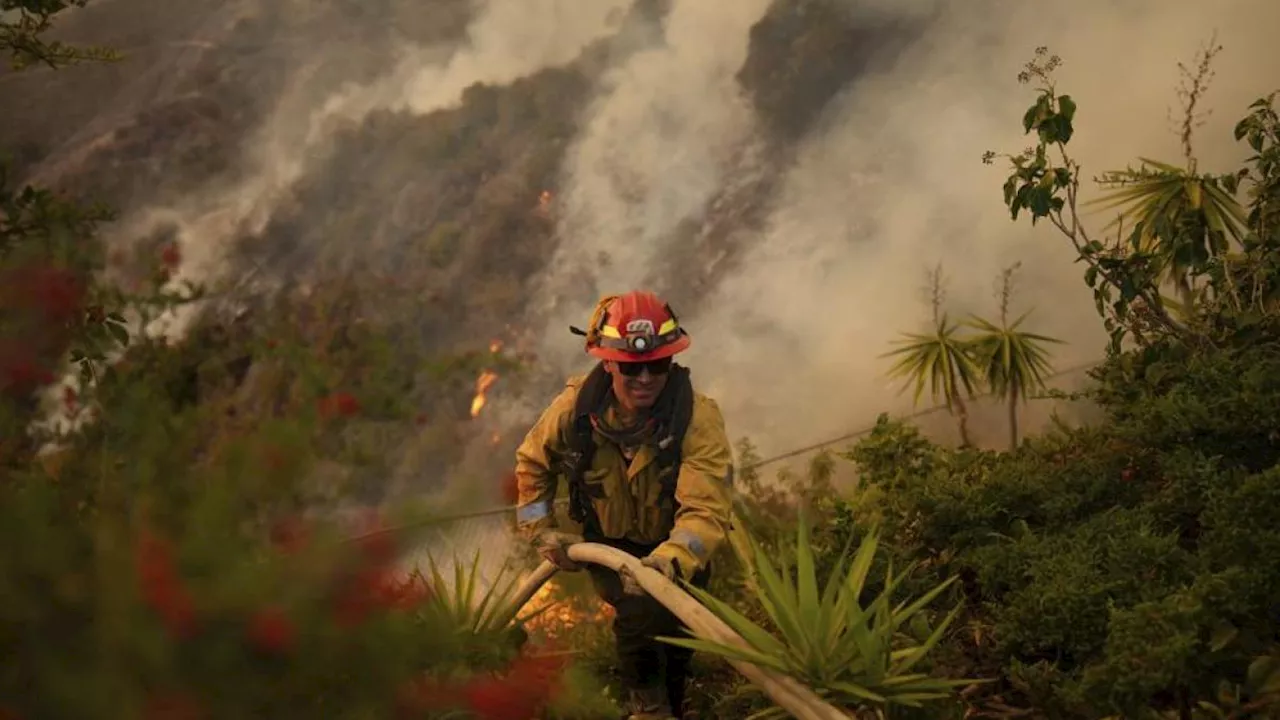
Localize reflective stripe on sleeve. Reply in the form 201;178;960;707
670;528;709;562
517;499;552;525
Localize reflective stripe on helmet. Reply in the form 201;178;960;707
582;291;691;359
596;327;685;353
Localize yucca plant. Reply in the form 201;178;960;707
1090;158;1249;303
884;265;982;447
1087;39;1250;308
966;264;1063;450
659;515;979;718
414;549;556;672
883;315;980;447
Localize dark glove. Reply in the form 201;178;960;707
620;554;677;596
534;531;583;572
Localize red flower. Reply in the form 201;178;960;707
500;472;519;504
246;606;296;654
0;348;56;396
378;573;434;611
269;516;310;554
135;531;198;639
332;565;431;627
333;565;388;628
16;265;86;323
160;243;182;271
355;529;398;566
462;652;568;720
62;386;78;413
143;692;203;720
260;443;288;471
317;392;360;419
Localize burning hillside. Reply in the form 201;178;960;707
520;579;614;644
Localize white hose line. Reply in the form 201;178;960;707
506;542;850;720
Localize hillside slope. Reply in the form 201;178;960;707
4;0;928;499
9;0;1277;499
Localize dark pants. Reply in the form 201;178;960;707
585;537;711;716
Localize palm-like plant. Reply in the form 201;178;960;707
1090;158;1248;302
414;549;553;669
1087;41;1250;307
658;515;979;718
883;266;980;447
966;264;1063;450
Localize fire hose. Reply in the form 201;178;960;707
505;542;849;720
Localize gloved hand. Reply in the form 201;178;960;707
620;554;678;597
534;531;583;572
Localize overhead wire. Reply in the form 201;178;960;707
359;356;1105;538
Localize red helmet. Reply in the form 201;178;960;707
575;290;691;362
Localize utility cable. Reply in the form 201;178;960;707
355;357;1104;538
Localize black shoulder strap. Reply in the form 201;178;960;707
563;363;611;532
568;362;611;455
656;365;694;502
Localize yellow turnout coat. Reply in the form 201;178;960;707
513;373;734;578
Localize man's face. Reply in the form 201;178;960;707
605;357;673;410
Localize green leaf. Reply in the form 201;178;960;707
106;320;129;347
827;680;886;704
794;514;820;636
894;602;963;675
1209;620;1239;653
1246;654;1280;695
658;636;793;674
678;584;791;659
1058;94;1077;122
882;315;980;408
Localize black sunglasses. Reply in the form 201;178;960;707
615;357;674;377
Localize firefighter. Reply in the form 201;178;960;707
513;290;734;720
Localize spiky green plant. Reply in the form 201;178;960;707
883;313;980;447
1087;41;1249;307
883;265;982;447
966;264;1063;450
414;550;554;672
1090;158;1248;300
658;515;979;718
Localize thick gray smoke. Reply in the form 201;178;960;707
526;0;1279;461
102;0;631;338
12;0;1278;532
531;0;772;373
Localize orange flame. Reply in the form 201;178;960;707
535;190;554;220
518;580;613;642
470;369;499;418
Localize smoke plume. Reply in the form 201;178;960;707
10;0;1279;495
96;0;631;337
532;0;1279;461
